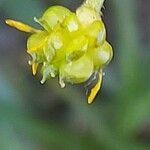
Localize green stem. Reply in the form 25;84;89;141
83;0;105;12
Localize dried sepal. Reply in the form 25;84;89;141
5;19;41;33
87;70;103;104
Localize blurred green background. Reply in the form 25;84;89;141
0;0;150;150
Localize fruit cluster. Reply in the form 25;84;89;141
28;6;112;85
6;3;113;104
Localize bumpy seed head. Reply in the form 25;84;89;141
43;30;65;62
5;0;113;104
27;31;48;75
86;20;106;47
36;6;71;31
66;35;88;62
62;13;80;32
60;55;94;84
93;41;113;68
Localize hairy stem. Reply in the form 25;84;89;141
83;0;105;12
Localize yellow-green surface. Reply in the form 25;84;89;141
5;0;113;103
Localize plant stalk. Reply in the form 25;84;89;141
83;0;105;12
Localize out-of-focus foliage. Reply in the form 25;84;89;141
0;0;150;150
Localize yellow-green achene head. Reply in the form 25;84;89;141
5;0;113;104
